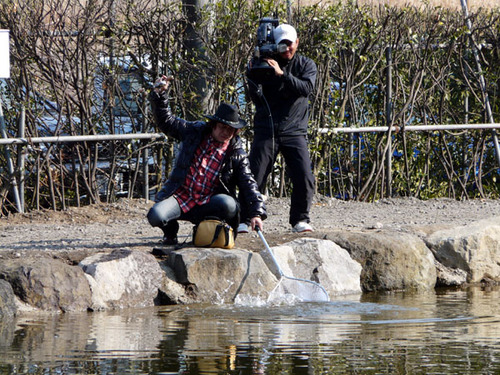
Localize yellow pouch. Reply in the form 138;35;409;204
193;219;235;249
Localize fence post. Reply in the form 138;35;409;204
17;105;25;211
143;146;149;201
142;91;150;202
385;46;393;197
357;133;361;196
0;99;22;212
348;132;354;199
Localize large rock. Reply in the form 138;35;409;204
425;217;500;283
167;248;278;303
268;238;362;296
157;262;198;305
0;279;17;318
79;249;163;310
328;230;437;292
0;257;92;312
434;259;468;287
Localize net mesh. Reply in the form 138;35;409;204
256;229;329;304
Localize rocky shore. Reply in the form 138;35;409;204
1;196;500;316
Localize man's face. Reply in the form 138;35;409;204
212;122;236;143
278;38;299;60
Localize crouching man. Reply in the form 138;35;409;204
147;76;266;245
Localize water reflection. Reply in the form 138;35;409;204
1;287;500;374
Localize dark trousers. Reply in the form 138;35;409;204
246;134;315;226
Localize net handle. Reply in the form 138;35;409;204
256;227;330;302
256;227;284;277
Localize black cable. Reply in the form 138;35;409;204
246;76;276;195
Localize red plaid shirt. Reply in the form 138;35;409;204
174;135;229;213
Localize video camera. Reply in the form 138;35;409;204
248;17;287;81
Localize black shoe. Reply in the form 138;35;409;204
161;220;179;245
162;236;178;245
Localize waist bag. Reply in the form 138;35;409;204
193;219;235;249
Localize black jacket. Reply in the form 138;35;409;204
149;91;267;221
247;53;317;137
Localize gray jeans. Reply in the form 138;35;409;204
147;194;239;237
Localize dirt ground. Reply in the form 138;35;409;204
1;195;500;265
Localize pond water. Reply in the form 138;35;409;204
1;286;500;374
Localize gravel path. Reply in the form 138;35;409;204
1;196;499;263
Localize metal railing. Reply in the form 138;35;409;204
317;123;500;134
2;124;499;213
316;122;500;200
1;132;165;213
0;133;165;145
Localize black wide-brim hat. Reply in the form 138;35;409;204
205;103;246;129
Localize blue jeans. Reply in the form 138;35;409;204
147;194;239;238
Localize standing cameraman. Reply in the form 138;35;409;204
240;23;317;233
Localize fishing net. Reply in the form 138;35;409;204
256;228;330;304
267;275;330;303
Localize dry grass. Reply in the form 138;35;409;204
300;0;500;10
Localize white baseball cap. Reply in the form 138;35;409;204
273;24;297;44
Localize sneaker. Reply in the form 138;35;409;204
292;222;314;233
237;223;249;233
